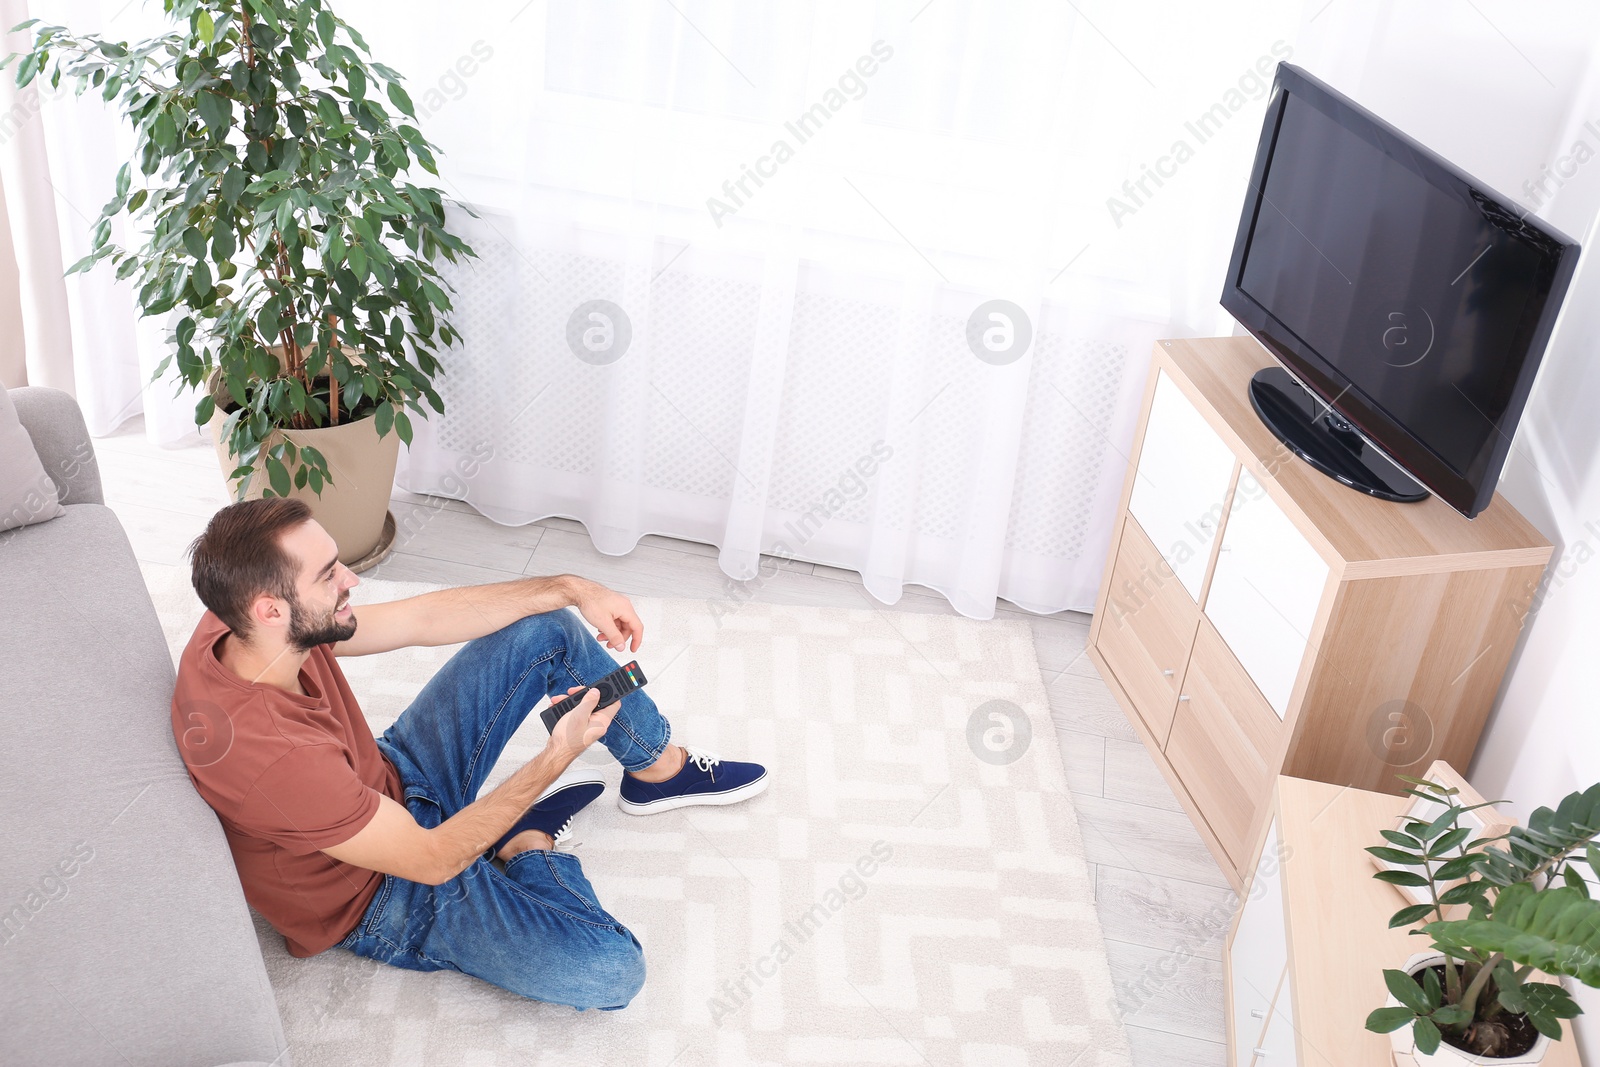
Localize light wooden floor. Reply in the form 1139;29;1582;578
96;416;1236;1065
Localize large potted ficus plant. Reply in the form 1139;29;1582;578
1364;775;1600;1064
6;0;474;566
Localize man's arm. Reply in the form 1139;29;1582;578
333;573;644;657
321;689;617;885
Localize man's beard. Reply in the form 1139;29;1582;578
286;589;358;651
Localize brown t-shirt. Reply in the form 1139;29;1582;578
171;611;403;957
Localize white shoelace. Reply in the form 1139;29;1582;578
683;745;722;779
551;814;583;852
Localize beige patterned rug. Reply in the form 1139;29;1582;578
141;561;1131;1067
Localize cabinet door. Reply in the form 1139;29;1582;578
1128;370;1238;603
1253;968;1300;1066
1228;817;1287;1067
1097;517;1199;745
1168;621;1283;869
1202;470;1330;718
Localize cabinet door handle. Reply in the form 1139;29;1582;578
1250;1009;1266;1019
1161;669;1175;677
1252;1048;1268;1057
1178;694;1191;702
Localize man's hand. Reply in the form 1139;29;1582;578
321;687;619;886
546;686;620;766
573;580;645;653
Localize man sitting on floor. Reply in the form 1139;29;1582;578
170;497;767;1011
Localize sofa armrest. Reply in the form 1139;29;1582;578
10;386;103;506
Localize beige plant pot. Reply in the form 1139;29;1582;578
207;390;401;569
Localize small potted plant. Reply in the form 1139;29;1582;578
1364;775;1600;1064
5;0;475;565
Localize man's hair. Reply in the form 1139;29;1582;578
188;497;313;636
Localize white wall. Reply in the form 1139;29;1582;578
1297;0;1600;1053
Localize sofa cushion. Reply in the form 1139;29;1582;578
10;385;103;506
0;381;66;532
0;504;291;1067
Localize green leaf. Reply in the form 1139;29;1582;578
386;81;414;117
1517;981;1582;1019
1389;903;1435;929
374;399;393;436
194;394;215;426
152;109;177;150
1419;806;1460;842
266;454;291;496
1365;1006;1416;1033
182;227;207;259
1426;883;1600;987
1433;855;1478;881
1422;964;1441;1008
1368;846;1426;866
316;9;336;45
1564;864;1591;897
191;259;212;297
1413;1016;1442;1056
196;90;230;131
115;162;130;198
197;9;215;44
1375;870;1430;888
1384;968;1434;1014
221;168;247;204
316;93;343;127
1429;825;1473;857
1381;830;1425;850
245;0;281;34
1430;1004;1471;1027
394;410;411;446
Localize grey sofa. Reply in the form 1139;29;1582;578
0;386;291;1067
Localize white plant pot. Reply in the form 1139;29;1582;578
1387;953;1552;1066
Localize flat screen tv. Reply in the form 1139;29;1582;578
1221;63;1580;518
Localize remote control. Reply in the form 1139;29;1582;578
539;660;648;734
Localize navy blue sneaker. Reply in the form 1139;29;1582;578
491;770;606;856
618;745;769;815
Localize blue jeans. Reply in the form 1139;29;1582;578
334;608;670;1010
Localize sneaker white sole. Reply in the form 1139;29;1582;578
536;766;608;804
617;771;769;815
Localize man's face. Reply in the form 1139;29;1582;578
280;519;361;651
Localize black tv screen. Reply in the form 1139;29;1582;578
1222;63;1579;518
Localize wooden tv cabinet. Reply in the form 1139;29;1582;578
1086;337;1552;890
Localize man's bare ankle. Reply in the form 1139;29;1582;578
628;744;685;783
497;829;553;861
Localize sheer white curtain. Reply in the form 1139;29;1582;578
2;0;206;438
347;0;1301;616
15;0;1304;616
